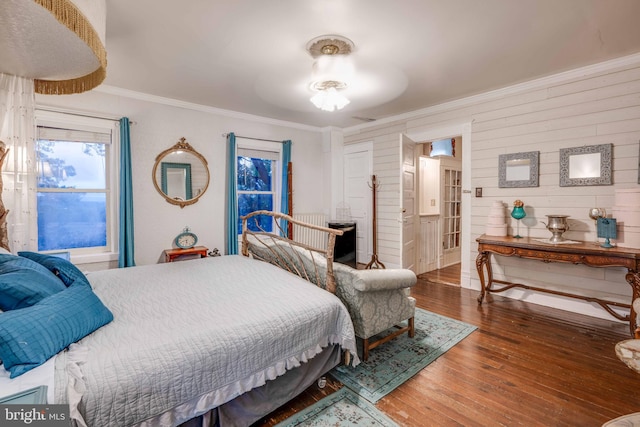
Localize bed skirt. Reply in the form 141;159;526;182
179;344;342;427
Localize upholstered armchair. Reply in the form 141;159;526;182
333;263;417;361
242;230;417;361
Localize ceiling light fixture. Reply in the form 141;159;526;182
310;81;349;112
307;35;354;112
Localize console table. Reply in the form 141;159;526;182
475;234;640;336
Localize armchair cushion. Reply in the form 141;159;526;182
348;268;417;292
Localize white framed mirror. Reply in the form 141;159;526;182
559;143;612;187
498;151;539;188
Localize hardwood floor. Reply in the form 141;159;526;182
418;263;461;286
255;277;638;427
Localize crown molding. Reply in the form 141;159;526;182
344;51;640;134
94;85;323;133
96;52;640;136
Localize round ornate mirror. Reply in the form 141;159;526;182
152;137;210;208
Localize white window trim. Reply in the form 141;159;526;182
34;110;120;265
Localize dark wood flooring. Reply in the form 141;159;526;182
255;268;638;427
418;263;462;286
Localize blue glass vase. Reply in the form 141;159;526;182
511;206;526;238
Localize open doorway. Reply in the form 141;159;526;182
404;122;471;288
415;137;463;284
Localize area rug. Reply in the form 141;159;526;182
332;307;477;403
274;387;398;427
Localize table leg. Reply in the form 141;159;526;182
476;251;491;304
625;269;640;337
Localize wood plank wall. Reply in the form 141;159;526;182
343;56;640;320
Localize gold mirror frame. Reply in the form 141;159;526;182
152;138;210;208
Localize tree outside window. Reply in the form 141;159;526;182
237;156;276;233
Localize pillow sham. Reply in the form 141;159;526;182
0;285;114;378
18;251;90;288
0;254;67;311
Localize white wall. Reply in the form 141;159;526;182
419;156;440;216
342;53;640;321
35;89;325;267
32;52;640;321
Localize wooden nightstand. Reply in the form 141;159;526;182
163;246;209;262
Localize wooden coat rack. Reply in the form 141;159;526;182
365;174;385;269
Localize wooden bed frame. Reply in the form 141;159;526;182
241;210;344;294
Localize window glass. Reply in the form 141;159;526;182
36;141;106;189
238;194;274;232
237;156;272;191
37;193;107;250
236;153;278;234
35;124;112;253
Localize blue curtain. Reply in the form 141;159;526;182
226;133;238;255
118;117;135;267
279;140;292;236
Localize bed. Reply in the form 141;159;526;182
0;211;359;427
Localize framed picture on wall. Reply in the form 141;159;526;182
559;143;612;187
498;151;539;188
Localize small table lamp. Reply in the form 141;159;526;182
597;218;617;248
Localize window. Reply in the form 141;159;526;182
35;112;118;259
236;142;282;234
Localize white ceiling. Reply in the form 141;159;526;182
103;0;640;128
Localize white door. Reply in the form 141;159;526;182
441;164;462;267
400;134;416;271
343;144;372;264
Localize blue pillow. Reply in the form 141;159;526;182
18;252;90;288
0;254;67;311
0;285;113;378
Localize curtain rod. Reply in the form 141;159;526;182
36;106;136;125
222;133;284;143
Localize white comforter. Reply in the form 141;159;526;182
54;255;358;427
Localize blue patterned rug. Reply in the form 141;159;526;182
332;307;477;403
274;387;398;427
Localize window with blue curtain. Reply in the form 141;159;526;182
34;111;119;258
226;135;291;254
237;147;279;233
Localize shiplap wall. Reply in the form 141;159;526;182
343;55;640;320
